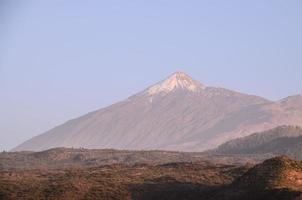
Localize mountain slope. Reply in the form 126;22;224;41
214;126;302;159
13;72;302;152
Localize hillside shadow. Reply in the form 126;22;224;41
128;176;221;200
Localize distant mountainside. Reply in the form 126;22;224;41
13;72;302;152
214;126;302;159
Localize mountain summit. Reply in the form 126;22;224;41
146;72;206;96
13;72;302;152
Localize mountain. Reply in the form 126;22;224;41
13;72;302;152
213;126;302;160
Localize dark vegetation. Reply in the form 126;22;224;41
0;161;248;200
1;150;302;199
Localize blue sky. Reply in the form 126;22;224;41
0;0;302;151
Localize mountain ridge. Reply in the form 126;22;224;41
213;126;302;160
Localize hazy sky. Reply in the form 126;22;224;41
1;0;302;151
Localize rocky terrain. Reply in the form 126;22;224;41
0;148;271;170
216;156;302;200
1;156;302;200
13;72;302;152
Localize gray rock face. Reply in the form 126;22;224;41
13;72;302;152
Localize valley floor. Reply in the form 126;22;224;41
0;162;244;200
1;149;302;200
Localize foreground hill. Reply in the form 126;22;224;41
13;72;302;152
214;126;302;159
212;156;302;200
1;156;302;200
236;156;302;191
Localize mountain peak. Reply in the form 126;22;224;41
147;71;206;96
